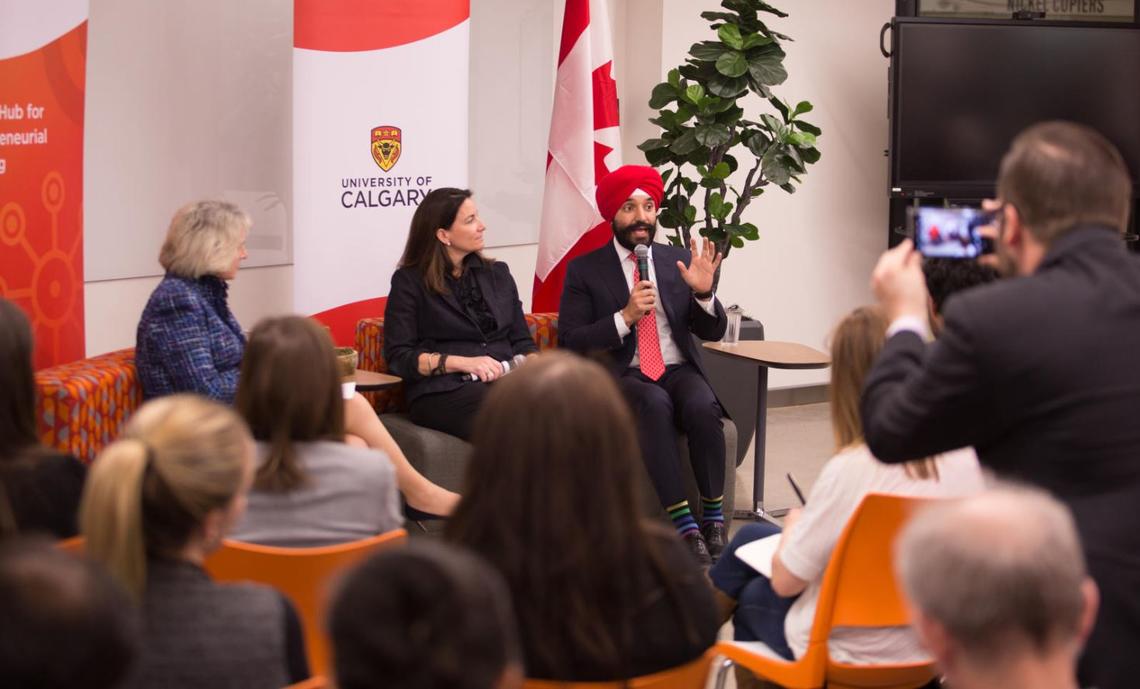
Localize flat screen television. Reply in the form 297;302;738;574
889;19;1140;199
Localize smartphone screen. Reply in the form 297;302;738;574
910;207;991;259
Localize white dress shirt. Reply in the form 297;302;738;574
610;238;716;369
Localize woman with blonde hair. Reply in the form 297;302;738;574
231;316;402;546
708;306;985;666
135;200;458;516
80;394;308;688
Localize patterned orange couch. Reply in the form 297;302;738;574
35;348;141;464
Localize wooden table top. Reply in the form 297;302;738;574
702;340;830;369
352;369;402;391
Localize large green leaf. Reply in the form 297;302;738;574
684;83;706;104
670;129;700;155
792;100;813;116
743;130;772;157
695;124;733;147
668;68;682;88
689;41;728;62
740;222;760;240
649;83;676;108
707;73;748;98
708;161;732;179
755;1;789;17
800;147;822;164
794;119;822;136
759;113;784;134
730;236;745;248
636;137;669;152
661;168;673;187
645;147;673;167
680;177;699;196
705;96;737;114
676;103;697;123
768;97;790;123
715;50;749;78
762;146;791;186
716;106;745;128
700;11;738;24
650;110;678;130
741;33;774;50
748;52;788;86
717;24;744;50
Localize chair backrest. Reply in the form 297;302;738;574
203;528;408;676
283;677;329;689
523;650;715;689
798;494;930;665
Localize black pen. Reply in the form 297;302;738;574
786;472;806;506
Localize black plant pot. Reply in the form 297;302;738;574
695;317;764;467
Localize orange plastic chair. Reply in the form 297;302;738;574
523;649;715;689
714;494;936;689
204;529;408;676
57;535;85;554
283;676;329;689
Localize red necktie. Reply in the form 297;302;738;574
631;254;666;381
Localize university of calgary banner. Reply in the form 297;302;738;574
294;0;470;344
0;0;89;368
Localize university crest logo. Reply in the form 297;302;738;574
371;126;402;171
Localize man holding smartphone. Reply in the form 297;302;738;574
861;121;1140;689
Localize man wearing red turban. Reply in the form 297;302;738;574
558;165;729;565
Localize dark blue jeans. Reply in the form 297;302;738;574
708;521;799;660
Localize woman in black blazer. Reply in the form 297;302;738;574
384;188;537;440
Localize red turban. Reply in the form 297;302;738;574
595;165;664;222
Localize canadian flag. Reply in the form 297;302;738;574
532;0;621;313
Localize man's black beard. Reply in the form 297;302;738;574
612;220;656;252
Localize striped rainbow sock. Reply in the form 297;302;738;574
701;495;725;525
667;500;700;536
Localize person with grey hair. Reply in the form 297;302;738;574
895;487;1099;689
136;200;251;403
133;201;459;516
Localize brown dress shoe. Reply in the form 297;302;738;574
682;530;713;567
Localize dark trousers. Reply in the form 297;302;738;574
407;381;489;441
618;362;726;509
709;521;798;660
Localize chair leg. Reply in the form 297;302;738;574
714;658;734;689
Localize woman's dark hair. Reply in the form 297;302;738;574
399;187;488;294
235;316;345;493
329;541;521;689
0;299;38;458
446;352;699;679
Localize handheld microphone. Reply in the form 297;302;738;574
466;354;528;382
634;244;650;283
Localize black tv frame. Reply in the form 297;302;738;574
887;16;1140;201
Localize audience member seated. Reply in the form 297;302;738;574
135;200;457;516
80;394;309;688
383;188;538;440
896;486;1098;689
329;540;523;689
446;351;718;681
0;299;86;538
708;306;985;664
230;316;402;546
0;538;139;689
136;200;250;403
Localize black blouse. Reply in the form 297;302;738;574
448;267;498;335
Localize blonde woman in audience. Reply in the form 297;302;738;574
134;200;458;516
709;306;985;665
447;352;719;681
231;316;402;546
80;395;309;689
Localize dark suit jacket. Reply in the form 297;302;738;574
557;241;727;378
861;225;1140;689
383;259;537;404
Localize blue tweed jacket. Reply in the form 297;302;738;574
136;274;246;404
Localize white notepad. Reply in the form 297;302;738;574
733;533;782;578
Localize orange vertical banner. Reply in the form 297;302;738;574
0;5;88;368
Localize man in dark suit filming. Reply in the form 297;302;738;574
558;165;729;565
862;121;1140;689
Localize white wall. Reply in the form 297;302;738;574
83;0;895;392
